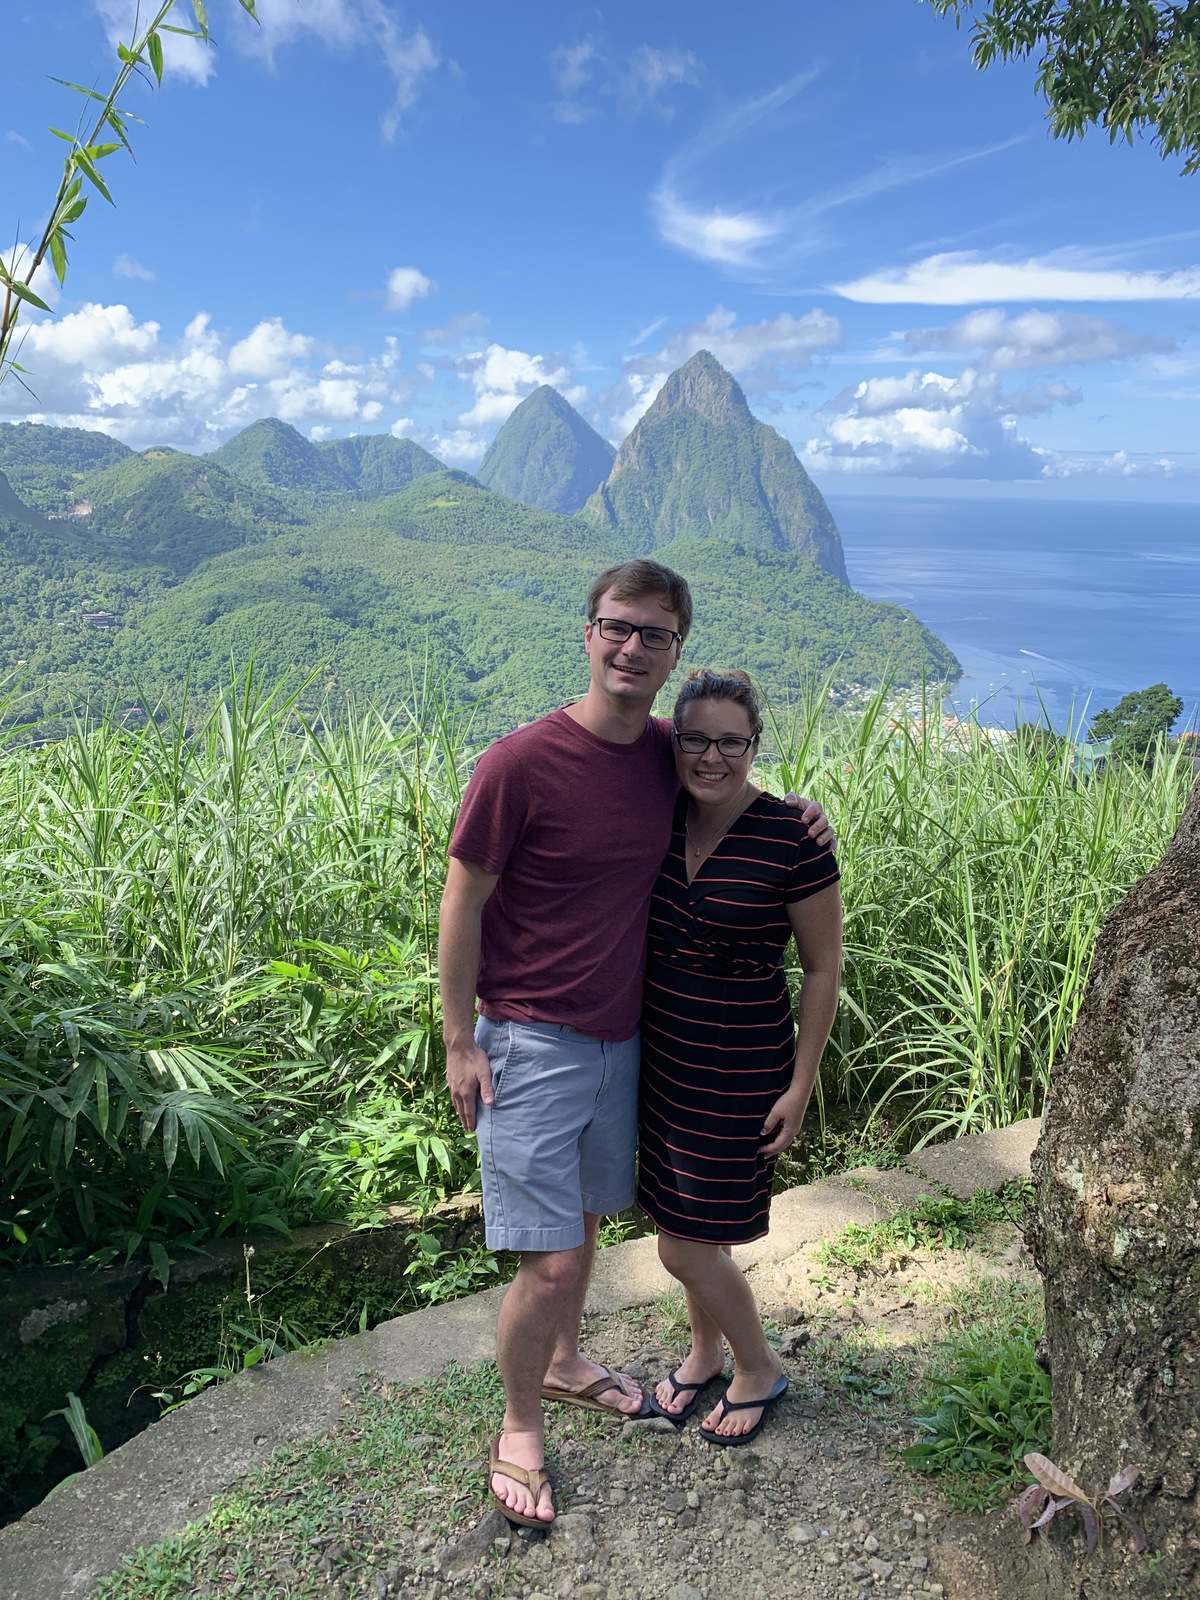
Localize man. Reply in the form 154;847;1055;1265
439;558;831;1526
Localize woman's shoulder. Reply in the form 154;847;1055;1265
749;791;804;827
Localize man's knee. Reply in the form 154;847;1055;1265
519;1245;585;1296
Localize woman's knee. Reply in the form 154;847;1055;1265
657;1231;716;1282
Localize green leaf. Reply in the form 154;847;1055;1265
47;127;80;145
192;0;209;34
72;149;114;203
148;31;164;86
235;0;257;20
117;43;138;65
83;141;122;162
49;78;108;104
8;280;52;313
149;1241;172;1291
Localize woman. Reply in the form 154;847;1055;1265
637;668;842;1445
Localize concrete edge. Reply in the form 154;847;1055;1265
0;1118;1042;1600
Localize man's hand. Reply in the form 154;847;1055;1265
782;793;836;851
446;1037;494;1133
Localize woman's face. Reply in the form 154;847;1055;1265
674;697;758;809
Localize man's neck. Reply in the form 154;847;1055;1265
564;686;654;745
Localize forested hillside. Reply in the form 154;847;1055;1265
0;368;959;731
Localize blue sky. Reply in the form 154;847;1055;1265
3;0;1200;498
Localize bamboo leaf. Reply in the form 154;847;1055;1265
83;141;122;162
117;44;138;65
192;0;209;33
148;31;165;86
161;1107;179;1171
49;78;108;104
7;280;52;312
148;1241;172;1291
72;149;114;203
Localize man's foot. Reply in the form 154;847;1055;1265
541;1358;649;1418
699;1362;786;1443
489;1430;555;1525
652;1347;726;1420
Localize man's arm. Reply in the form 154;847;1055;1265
439;856;500;1132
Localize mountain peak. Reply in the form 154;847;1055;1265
647;350;750;426
477;387;614;514
585;352;848;582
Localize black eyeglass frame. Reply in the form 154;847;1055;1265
672;729;758;758
590;616;683;652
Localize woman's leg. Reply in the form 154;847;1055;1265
657;1233;784;1438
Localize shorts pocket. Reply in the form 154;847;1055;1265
481;1020;517;1108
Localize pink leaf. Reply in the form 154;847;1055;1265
1025;1452;1090;1504
1080;1504;1099;1554
1106;1465;1140;1499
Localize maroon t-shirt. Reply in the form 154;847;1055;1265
450;708;678;1041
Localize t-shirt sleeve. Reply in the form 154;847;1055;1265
449;740;534;876
783;821;840;905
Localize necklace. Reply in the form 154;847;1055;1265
685;787;751;859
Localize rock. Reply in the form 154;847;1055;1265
665;1585;706;1600
435;1509;511;1579
869;1558;895;1580
551;1513;595;1557
863;1534;880;1555
775;1304;806;1326
626;1414;677;1435
663;1490;688;1514
786;1523;820;1544
778;1329;810;1357
685;1490;700;1509
910;1553;929;1570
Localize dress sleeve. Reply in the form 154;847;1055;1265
783;820;840;905
449;739;534;875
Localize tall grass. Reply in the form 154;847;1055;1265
766;683;1193;1142
1;671;1192;1267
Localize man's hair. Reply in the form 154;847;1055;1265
672;668;763;740
586;559;693;641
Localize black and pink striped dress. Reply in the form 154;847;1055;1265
636;792;840;1244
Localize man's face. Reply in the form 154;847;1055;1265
584;587;682;709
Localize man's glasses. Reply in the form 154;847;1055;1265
592;617;682;652
673;730;756;757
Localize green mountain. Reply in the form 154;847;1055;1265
316;432;444;495
0;409;958;733
585;350;848;583
208;417;444;500
0;422;131;512
476;385;615;514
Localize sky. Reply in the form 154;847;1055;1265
3;0;1200;499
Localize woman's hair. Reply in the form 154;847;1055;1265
672;668;763;740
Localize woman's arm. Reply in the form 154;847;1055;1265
760;881;843;1157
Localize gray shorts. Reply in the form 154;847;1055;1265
473;1016;639;1253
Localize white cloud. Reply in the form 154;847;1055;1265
455;342;575;428
93;1;440;137
836;252;1200;305
1;303;425;450
386;265;435;311
804;365;1079;479
228;318;315;378
390;416;415;437
548;36;699;124
653;189;782;269
1044;450;1180;479
6;131;32;149
113;253;155;281
604;305;843;436
901;308;1174;370
430;428;486;462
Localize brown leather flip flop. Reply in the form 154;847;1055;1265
540;1364;653;1419
488;1436;554;1529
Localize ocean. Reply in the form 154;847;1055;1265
828;496;1200;736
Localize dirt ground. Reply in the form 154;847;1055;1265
377;1225;1037;1600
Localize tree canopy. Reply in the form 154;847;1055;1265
1091;681;1184;761
927;1;1200;173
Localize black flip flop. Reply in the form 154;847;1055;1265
698;1373;788;1447
647;1366;725;1428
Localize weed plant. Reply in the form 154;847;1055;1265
1;671;1190;1269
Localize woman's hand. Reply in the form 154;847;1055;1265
759;1084;811;1156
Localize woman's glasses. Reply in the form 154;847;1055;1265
673;731;756;757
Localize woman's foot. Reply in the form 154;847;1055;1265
699;1357;785;1441
653;1346;726;1419
490;1429;555;1523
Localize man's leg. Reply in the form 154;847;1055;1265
542;1213;644;1413
492;1243;584;1522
